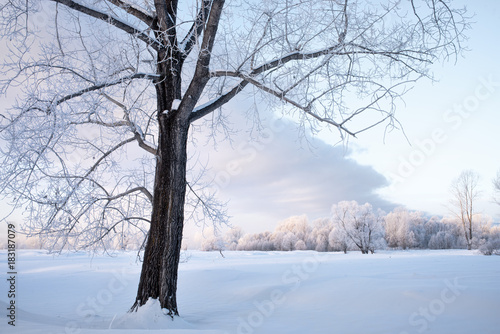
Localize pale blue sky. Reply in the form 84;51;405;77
345;0;500;221
193;0;500;237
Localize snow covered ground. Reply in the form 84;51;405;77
1;249;499;334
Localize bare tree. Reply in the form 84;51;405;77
384;207;424;249
493;170;500;205
0;0;468;315
331;201;385;254
450;170;480;250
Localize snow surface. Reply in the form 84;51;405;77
1;250;499;333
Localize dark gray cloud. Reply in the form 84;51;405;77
194;107;398;234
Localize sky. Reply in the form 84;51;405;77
184;0;500;238
1;0;500;245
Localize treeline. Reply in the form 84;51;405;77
201;201;500;255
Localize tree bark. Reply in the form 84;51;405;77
131;29;188;313
130;0;225;316
131;112;189;315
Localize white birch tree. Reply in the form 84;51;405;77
0;0;468;315
449;169;480;250
493;170;500;206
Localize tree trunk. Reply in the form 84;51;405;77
131;40;187;314
130;0;224;315
131;113;189;315
468;225;473;250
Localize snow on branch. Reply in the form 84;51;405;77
106;0;154;26
179;0;212;58
48;73;160;113
50;0;163;50
185;181;230;230
44;137;137;227
105;186;153;203
189;80;249;123
238;73;357;137
181;0;225;119
101;93;158;155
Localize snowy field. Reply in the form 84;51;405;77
1;249;499;334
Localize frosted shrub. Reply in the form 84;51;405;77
275;215;309;242
384;208;424;249
428;231;457;249
200;235;225;251
237;232;275;251
479;227;500;255
331;201;385;254
479;238;500;255
200;227;225;251
225;227;244;250
328;227;349;253
307;218;332;251
294;240;307;251
279;232;299;251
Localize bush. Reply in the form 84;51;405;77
479;237;500;256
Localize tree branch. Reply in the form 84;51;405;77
179;0;212;58
45;137;136;227
197;71;358;137
50;0;162;50
189;80;249;123
106;0;154;26
101;93;158;155
50;72;159;111
181;0;225;119
105;186;153;203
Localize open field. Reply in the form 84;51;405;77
1;249;499;333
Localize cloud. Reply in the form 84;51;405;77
191;104;398;234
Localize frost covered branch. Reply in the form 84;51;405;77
50;0;162;50
179;0;212;58
50;73;160;111
106;0;154;26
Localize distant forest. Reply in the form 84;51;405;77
201;201;500;256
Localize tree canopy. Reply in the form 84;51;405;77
0;0;470;314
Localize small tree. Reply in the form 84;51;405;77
493;170;500;206
329;226;350;254
479;226;500;256
384;207;424;249
449;170;480;250
224;226;243;251
331;201;385;254
275;215;309;242
0;0;468;315
199;226;225;251
308;218;333;252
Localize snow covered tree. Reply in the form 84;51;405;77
479;225;500;256
224;226;243;250
237;231;274;251
328;225;350;253
470;213;493;249
449;170;480;250
493;170;500;206
308;218;333;252
0;0;468;315
428;230;456;249
279;232;299;251
275;215;309;243
294;239;307;251
384;207;425;249
199;226;225;251
426;216;463;249
331;201;385;254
